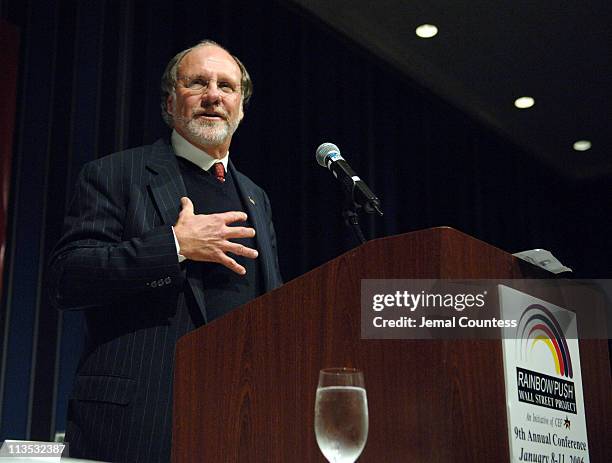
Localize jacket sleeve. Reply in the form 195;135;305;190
47;160;185;310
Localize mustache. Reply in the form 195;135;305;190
192;108;228;120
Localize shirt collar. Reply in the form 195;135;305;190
171;129;229;172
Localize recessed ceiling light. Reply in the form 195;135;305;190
416;24;438;39
514;97;535;109
573;140;592;152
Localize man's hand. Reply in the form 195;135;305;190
173;197;258;275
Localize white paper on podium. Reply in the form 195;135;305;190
513;249;572;274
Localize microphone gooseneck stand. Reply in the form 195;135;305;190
342;192;383;246
343;206;367;245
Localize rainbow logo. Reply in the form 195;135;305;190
516;303;573;378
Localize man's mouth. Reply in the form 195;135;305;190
195;111;225;120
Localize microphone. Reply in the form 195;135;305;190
316;143;383;216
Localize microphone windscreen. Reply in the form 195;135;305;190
316;142;342;167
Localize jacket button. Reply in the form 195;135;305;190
151;281;157;288
157;279;164;286
165;277;171;284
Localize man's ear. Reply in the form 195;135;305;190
167;93;175;115
239;101;244;121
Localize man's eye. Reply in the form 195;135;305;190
219;82;235;92
188;79;206;89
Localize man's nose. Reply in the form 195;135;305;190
200;82;221;103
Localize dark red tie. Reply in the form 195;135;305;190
212;162;225;183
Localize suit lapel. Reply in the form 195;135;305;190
146;142;186;224
146;140;208;323
229;161;277;292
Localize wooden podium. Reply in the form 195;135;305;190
172;227;611;462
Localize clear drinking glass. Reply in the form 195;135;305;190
314;368;369;463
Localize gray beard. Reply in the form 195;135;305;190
176;114;239;147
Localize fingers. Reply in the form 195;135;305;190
179;197;194;216
213;242;257;275
218;211;255;239
218;210;248;225
181;207;248;227
224;226;256;239
219;254;247;275
225;241;258;259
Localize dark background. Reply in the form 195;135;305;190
1;0;610;442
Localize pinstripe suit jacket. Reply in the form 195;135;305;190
48;139;282;462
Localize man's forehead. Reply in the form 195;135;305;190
180;46;240;76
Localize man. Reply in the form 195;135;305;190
47;40;282;462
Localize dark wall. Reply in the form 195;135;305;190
1;0;610;441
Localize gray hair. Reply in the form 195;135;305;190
160;39;253;127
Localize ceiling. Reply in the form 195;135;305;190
288;0;612;180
